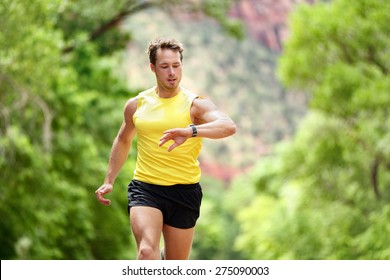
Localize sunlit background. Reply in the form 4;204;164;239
1;0;390;260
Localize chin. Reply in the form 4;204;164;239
166;84;178;89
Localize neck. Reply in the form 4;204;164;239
155;86;180;98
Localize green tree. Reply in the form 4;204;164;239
235;0;390;259
0;0;136;259
0;0;243;259
278;0;390;201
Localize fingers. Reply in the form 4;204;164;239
168;142;179;152
159;128;188;151
95;184;112;206
159;129;175;147
159;136;169;147
160;136;183;152
159;132;173;147
96;191;111;205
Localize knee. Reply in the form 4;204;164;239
138;244;159;260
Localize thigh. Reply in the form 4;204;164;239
162;224;195;260
130;206;163;249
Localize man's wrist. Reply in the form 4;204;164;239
103;179;114;186
189;124;197;137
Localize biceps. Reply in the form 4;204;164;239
202;110;231;123
192;98;231;124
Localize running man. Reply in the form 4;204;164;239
95;38;236;260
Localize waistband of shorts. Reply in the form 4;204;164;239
131;179;200;190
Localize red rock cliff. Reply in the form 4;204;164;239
230;0;317;52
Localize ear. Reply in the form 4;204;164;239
150;63;156;73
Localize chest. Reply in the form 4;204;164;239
134;96;192;134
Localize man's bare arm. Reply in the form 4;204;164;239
95;97;137;205
159;98;236;151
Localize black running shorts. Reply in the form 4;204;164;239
127;179;203;229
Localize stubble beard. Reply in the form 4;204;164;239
157;76;181;94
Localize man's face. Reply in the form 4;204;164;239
151;48;182;93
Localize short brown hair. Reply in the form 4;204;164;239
147;38;184;65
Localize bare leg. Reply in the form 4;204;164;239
162;224;195;260
130;206;163;260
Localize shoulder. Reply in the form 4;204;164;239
124;87;155;115
123;97;138;124
191;97;220;124
192;97;218;112
181;87;201;101
124;97;138;112
180;87;216;110
138;87;156;98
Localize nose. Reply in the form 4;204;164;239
168;67;175;75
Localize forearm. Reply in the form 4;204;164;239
104;137;132;185
194;118;236;139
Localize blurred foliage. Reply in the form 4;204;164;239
0;0;138;259
233;0;390;259
3;0;388;261
0;0;243;259
191;175;249;260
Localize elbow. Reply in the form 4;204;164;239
116;134;132;146
224;122;237;137
230;123;237;136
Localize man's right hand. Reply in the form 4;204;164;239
95;183;113;206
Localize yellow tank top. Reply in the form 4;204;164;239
133;87;203;185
